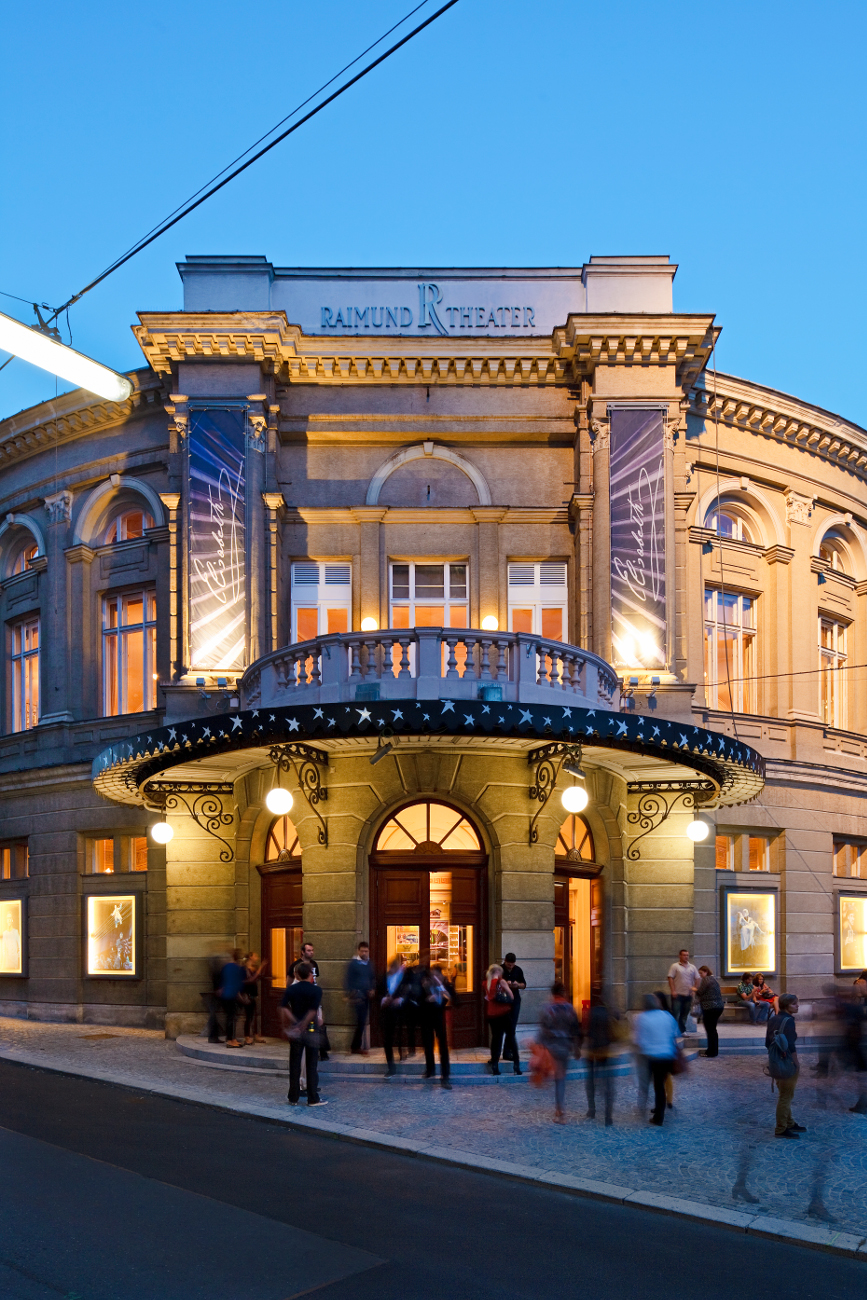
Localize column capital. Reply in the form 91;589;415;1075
262;492;284;512
64;544;95;566
44;489;73;525
159;492;181;512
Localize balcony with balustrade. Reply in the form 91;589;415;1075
240;627;621;713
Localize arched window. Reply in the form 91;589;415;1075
705;505;752;544
106;509;154;544
265;815;301;862
556;814;595;863
375;801;481;852
10;542;38;575
819;530;849;574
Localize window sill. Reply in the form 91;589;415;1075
717;872;780;886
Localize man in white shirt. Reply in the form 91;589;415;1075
667;949;699;1032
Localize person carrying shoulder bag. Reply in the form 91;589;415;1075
765;993;805;1138
484;964;514;1075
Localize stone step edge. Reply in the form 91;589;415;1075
0;1046;863;1263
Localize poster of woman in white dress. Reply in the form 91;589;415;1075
725;892;776;974
0;901;23;974
839;895;867;971
86;896;136;975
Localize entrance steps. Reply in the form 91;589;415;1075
175;1036;637;1083
688;1022;838;1056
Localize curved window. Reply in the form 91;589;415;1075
819;531;849;574
11;543;38;575
705;506;752;544
556;815;595;863
265;815;301;863
375;801;480;853
106;509;154;544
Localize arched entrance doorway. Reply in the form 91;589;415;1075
257;814;302;1037
554;814;603;1017
370;800;487;1048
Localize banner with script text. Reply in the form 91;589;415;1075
609;408;666;669
189;408;246;671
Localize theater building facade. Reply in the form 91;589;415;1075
0;253;863;1042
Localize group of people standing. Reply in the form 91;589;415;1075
205;948;268;1048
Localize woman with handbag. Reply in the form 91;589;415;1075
633;994;681;1126
484;964;514;1075
696;964;725;1058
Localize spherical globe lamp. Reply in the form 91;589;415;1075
686;817;711;842
561;784;589;814
265;786;294;816
481;615;499;631
150;821;174;844
360;617;378;632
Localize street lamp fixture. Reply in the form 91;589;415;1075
150;821;174;844
265;786;294;816
0;308;132;402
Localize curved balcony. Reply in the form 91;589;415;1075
240;628;620;712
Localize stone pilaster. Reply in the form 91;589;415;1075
40;490;74;724
246;395;268;666
64;545;95;719
159;493;181;681
262;493;284;652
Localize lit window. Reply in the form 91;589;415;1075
86;836;148;874
0;842;28;879
102;590;157;716
11;542;38;575
834;841;867;879
556;815;595;862
705;506;752;543
105;509;154;544
265;816;301;862
375;801;481;852
748;836;771;872
11;617;39;731
507;562;567;641
89;839;114;874
715;834;736;870
704;588;756;712
291;562;351;642
820;618;848;729
389;562;468;630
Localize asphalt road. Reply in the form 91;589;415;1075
0;1060;861;1300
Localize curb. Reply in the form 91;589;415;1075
1;1047;864;1262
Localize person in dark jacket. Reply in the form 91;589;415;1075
380;955;408;1077
584;994;615;1124
696;965;725;1058
420;965;452;1089
291;942;330;1060
766;993;804;1137
344;941;376;1054
538;982;583;1122
501;953;526;1070
218;948;247;1048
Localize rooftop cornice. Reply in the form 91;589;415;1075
690;371;867;479
553;313;719;390
0;368;163;468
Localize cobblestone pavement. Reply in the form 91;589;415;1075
1;1017;865;1240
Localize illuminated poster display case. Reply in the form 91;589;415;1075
0;898;26;976
84;894;140;978
837;893;867;974
722;889;778;977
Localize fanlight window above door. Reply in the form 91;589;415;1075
556;814;595;863
375;801;481;853
266;815;301;863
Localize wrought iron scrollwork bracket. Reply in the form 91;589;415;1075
626;780;716;860
269;743;330;846
527;741;584;847
145;780;236;863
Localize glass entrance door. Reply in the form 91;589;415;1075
260;867;302;1037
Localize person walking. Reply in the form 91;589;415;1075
380;954;407;1077
218;948;248;1049
204;946;233;1042
281;961;326;1107
696;965;725;1058
634;993;680;1126
292;942;330;1060
584;994;615;1124
345;941;376;1055
484;963;514;1075
241;951;268;1044
501;953;526;1070
420;965;452;1089
765;993;804;1138
538;982;583;1122
667;949;699;1033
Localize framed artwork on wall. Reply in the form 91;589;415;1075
0;898;25;975
722;890;777;976
84;894;139;977
837;893;867;974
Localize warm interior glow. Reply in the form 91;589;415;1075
0;309;133;402
266;787;294;816
480;615;499;631
150;821;173;844
360;617;378;631
561;785;589;814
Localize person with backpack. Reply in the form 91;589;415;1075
484;963;515;1075
765;992;805;1138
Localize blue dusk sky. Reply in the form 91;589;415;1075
1;0;865;424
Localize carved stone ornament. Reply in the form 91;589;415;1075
590;418;610;454
247;413;267;449
44;489;73;525
785;491;814;526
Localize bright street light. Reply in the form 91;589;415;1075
0;308;132;402
686;817;711;842
150;821;174;844
265;787;294;816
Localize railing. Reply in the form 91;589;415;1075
241;628;620;712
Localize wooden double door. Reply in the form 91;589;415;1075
553;865;603;1018
371;858;486;1048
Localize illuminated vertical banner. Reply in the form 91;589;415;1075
609;408;666;668
189;408;246;671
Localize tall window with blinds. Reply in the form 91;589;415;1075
507;562;568;641
11;617;39;731
290;562;351;642
704;588;756;712
389;563;468;629
819;617;847;729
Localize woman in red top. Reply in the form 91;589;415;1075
484;963;514;1075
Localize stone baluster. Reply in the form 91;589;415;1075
479;637;493;681
536;642;550;686
397;636;412;678
444;636;459;679
349;639;363;682
364;639;379;679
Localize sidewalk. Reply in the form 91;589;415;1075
1;1017;865;1257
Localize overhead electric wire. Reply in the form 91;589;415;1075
45;0;460;326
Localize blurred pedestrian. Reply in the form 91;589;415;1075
634;993;680;1126
765;992;804;1138
420;964;452;1089
380;954;407;1078
538;982;582;1123
218;948;248;1049
241;951;267;1044
584;994;615;1124
484;963;514;1075
667;949;699;1033
204;945;232;1042
501;953;526;1071
281;961;326;1107
345;940;376;1055
853;970;867;1001
696;965;725;1058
